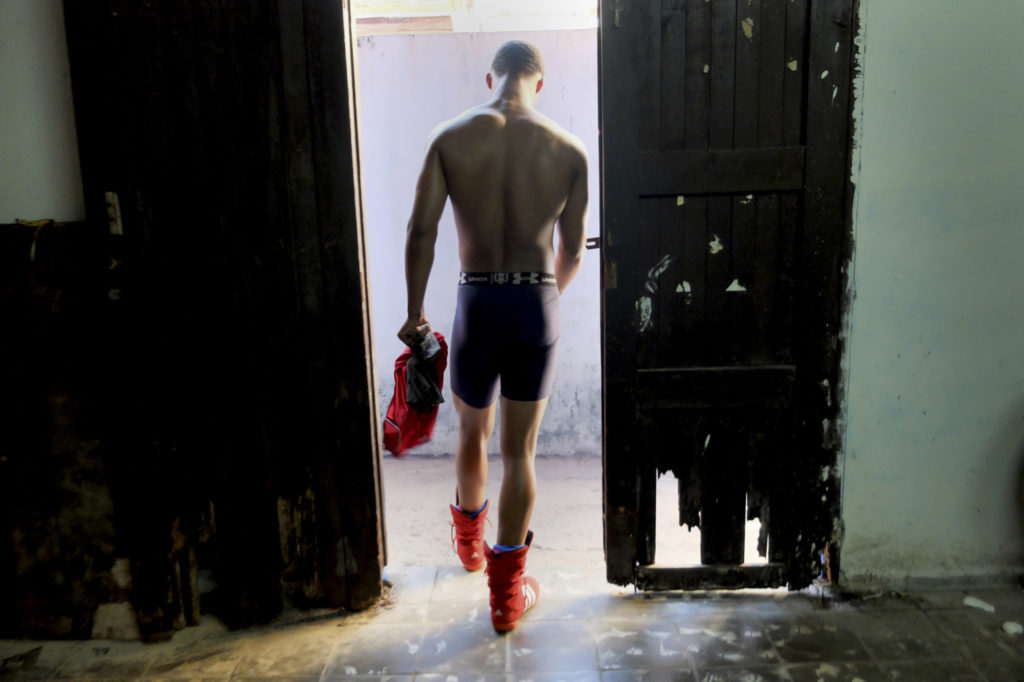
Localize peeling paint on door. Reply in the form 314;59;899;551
676;280;693;305
741;17;754;40
644;254;674;293
637;295;653;332
725;279;747;292
709;235;724;254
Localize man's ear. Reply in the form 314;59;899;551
486;72;493;90
535;77;544;94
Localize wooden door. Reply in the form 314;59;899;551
62;0;383;636
600;0;856;589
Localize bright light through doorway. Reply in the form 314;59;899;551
353;0;598;35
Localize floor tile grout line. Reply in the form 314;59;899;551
317;634;348;681
669;615;698;680
676;614;787;679
846;623;893;677
756;614;785;673
920;606;1020;668
584;620;601;677
761;614;876;668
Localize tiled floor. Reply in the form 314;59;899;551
3;576;1024;680
3;455;1024;680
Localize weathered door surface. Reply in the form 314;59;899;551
62;1;383;636
600;0;856;589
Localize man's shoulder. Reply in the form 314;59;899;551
426;106;586;166
529;112;587;158
421;108;499;157
431;106;498;138
536;112;585;150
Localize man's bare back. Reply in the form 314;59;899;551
400;63;588;339
431;103;588;274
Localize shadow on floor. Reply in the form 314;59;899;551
3;455;1023;680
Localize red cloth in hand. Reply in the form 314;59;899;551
383;331;447;456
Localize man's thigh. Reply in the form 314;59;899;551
450;286;501;408
454;393;497;440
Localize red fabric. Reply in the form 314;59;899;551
383;331;448;456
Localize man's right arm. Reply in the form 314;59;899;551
555;147;589;294
399;137;448;345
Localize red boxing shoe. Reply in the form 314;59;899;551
449;500;488;571
485;531;540;632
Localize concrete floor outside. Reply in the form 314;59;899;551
381;454;762;569
2;454;1023;680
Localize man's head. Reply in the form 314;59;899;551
486;41;546;101
490;40;545;80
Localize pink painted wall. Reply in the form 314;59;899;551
357;30;601;456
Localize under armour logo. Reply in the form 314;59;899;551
493;272;509;284
513;272;539;285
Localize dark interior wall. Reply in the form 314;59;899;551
0;221;118;638
1;0;382;640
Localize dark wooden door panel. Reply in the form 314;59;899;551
601;0;855;589
637;366;796;409
635;0;809;153
632;191;799;368
636;148;805;194
63;0;383;635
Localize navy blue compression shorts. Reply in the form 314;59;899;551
450;272;560;409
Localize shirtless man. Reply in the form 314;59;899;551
397;41;588;632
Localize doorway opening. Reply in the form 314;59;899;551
654;472;767;567
353;3;604;571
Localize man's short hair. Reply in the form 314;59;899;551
491;40;545;78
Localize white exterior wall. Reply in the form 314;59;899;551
358;30;602;457
841;0;1024;586
0;0;84;222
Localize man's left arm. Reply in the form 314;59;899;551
398;138;448;346
555;144;589;294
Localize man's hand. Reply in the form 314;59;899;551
398;314;430;347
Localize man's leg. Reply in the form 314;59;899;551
496;396;549;546
453;393;496;511
483;395;547;631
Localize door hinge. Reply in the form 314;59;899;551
586;236;601;250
